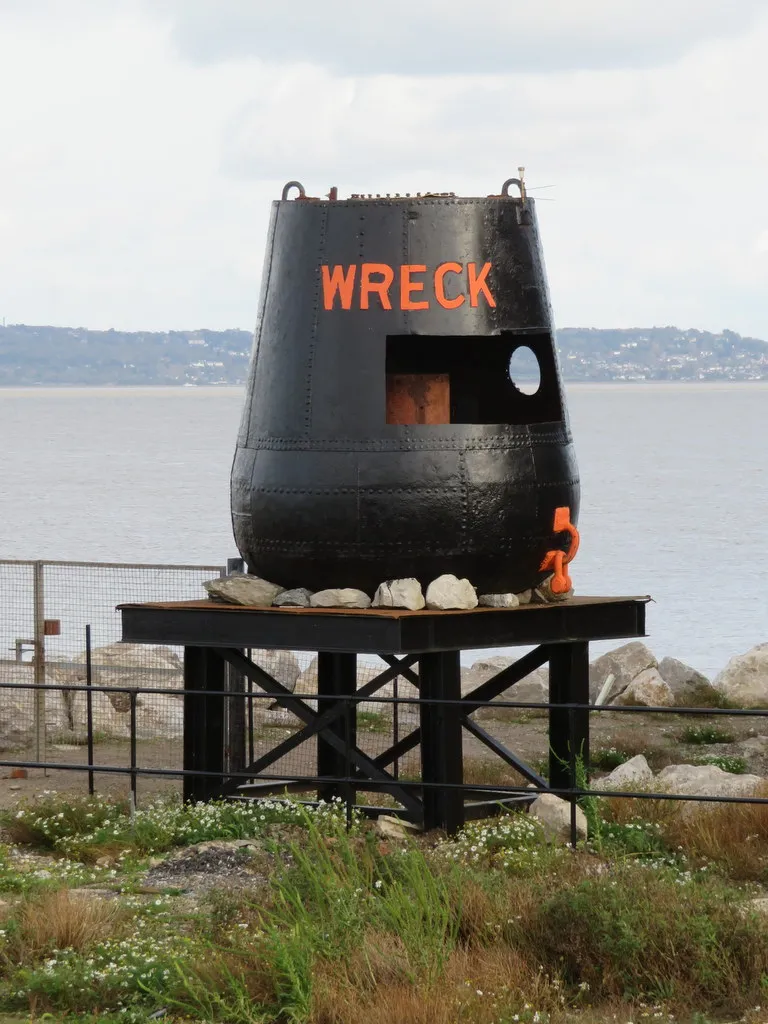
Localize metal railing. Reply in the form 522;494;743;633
3;675;766;843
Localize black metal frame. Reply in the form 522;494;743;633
119;596;647;653
112;596;648;833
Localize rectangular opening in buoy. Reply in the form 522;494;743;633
385;334;563;425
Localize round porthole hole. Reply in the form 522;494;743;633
508;346;541;395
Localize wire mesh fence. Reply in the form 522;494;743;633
0;560;225;792
0;561;426;805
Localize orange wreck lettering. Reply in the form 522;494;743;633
468;262;496;308
360;263;395;310
321;264;357;310
319;262;495;310
434;262;465;309
400;265;429;310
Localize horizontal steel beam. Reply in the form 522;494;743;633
120;597;648;654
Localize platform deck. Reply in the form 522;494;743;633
119;595;649;654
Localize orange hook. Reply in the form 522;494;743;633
539;506;580;595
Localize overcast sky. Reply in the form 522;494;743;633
2;1;768;336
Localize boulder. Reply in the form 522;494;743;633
602;754;653;791
374;815;421;840
133;694;183;739
656;763;764;806
738;736;768;756
529;794;588;843
50;643;183;690
615;667;675;708
460;656;515;697
256;650;303;711
506;669;548;705
516;590;533;606
532;575;573;603
66;690;184;741
251;650;301;692
714;644;768;707
0;690;68;751
588;641;657;703
478;593;520;609
461;658;547;703
310;588;371;609
203;574;284;606
46;643;185;738
273;588;313;608
425;574;478;611
372;579;425;611
296;656;318;693
264;708;302;728
658;657;716;706
291;657;319;711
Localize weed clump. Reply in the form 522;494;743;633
523;866;768;1006
590;746;631;771
680;724;735;745
694;754;747;773
3;790;357;860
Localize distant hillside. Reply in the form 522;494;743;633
1;323;767;385
0;326;252;386
557;327;768;381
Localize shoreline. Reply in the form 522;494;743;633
2;380;768;394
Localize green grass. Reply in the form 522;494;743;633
2;791;357;861
356;710;391;733
679;723;735;745
694;754;747;774
4;792;768;1021
589;746;630;771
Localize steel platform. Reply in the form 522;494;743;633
118;596;649;833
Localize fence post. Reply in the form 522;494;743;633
33;561;46;764
223;559;246;782
86;624;95;795
129;689;138;812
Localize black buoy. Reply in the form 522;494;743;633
231;178;579;594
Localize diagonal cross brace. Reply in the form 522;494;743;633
462;717;548;790
235;657;419;781
213;648;422;814
459;644;552;791
380;654;420;689
372;726;421;771
461;645;550;714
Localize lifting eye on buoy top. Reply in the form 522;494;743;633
281;180;306;201
501;168;527;203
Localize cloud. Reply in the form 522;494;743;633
1;0;768;338
149;0;764;74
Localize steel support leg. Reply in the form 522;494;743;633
548;641;590;796
316;652;357;804
419;650;463;835
224;651;246;786
183;646;225;803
